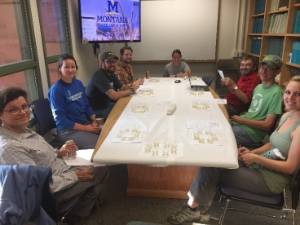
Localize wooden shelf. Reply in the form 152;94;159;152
252;13;265;17
268;8;289;14
286;62;300;68
263;33;286;36
248;33;263;36
248;53;260;58
245;0;300;84
286;34;300;37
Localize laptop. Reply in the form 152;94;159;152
188;77;209;91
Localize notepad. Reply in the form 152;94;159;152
64;149;105;167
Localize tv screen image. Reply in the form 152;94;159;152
79;0;141;42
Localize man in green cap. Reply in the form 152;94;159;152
230;54;283;148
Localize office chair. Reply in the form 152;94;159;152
30;98;62;148
218;167;300;225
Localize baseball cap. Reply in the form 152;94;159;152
100;51;118;61
261;55;282;70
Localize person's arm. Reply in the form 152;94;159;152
222;77;250;104
105;88;134;101
241;126;300;175
49;86;75;129
163;64;170;77
231;113;277;131
177;62;191;77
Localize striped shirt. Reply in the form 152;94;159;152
0;127;78;193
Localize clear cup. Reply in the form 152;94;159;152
63;140;77;159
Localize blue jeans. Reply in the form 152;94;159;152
94;102;115;119
57;129;99;149
232;124;262;149
189;166;272;211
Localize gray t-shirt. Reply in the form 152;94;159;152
0;127;78;193
163;61;191;77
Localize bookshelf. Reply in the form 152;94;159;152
246;0;300;85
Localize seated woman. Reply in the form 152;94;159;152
0;87;108;221
163;49;191;78
48;54;100;149
167;76;300;225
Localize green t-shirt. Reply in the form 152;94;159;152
240;83;283;143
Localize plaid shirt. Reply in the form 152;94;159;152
115;61;134;88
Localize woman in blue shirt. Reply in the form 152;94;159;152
49;54;100;149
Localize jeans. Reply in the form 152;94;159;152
57;129;99;149
232;124;262;149
54;167;108;217
189;166;272;210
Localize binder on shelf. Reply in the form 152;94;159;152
278;0;289;10
267;38;283;57
291;41;300;64
255;0;266;14
270;0;280;12
268;13;287;33
293;10;300;33
251;37;262;55
253;17;264;33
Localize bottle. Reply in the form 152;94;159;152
289;52;293;63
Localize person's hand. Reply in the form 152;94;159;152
84;124;101;134
222;77;236;90
132;80;140;90
75;166;94;182
138;78;144;85
240;152;258;166
58;140;77;158
238;146;250;159
176;72;185;78
231;115;241;123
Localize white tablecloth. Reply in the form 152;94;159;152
93;77;238;169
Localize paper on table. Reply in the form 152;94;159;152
217;69;225;80
64;149;105;167
109;117;147;143
186;120;224;146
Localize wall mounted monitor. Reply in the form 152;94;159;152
79;0;141;42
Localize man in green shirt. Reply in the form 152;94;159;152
231;55;283;148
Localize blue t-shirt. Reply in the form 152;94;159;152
48;79;94;130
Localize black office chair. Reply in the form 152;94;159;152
30;98;63;148
218;167;300;225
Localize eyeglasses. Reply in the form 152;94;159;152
4;104;30;115
284;90;300;97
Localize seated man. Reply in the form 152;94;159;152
222;56;261;115
0;87;108;222
163;49;191;77
86;51;137;118
114;46;143;89
231;55;283;148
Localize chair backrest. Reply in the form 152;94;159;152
290;166;300;209
30;98;56;135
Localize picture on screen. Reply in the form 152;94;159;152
79;0;141;42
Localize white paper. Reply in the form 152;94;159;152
64;149;105;166
217;69;225;80
109;117;147;143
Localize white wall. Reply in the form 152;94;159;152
68;0;99;84
69;0;245;81
218;0;239;59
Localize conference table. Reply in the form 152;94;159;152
93;77;238;199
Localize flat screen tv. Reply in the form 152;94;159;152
79;0;141;42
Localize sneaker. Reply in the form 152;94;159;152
167;207;205;225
